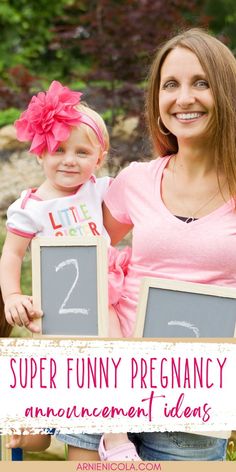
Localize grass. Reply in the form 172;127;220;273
227;441;236;460
0;219;31;295
227;434;236;461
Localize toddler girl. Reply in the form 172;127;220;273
0;80;140;461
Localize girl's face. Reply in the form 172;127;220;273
159;47;215;145
38;126;105;195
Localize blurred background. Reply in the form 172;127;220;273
1;0;236;168
0;0;235;461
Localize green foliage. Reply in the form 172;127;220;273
67;79;87;90
204;0;236;51
101;107;124;123
0;0;75;77
0;108;21;127
0;0;235;92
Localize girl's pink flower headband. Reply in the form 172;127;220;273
15;80;105;155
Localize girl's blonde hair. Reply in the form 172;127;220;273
76;103;110;153
146;28;236;199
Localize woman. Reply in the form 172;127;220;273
71;28;236;460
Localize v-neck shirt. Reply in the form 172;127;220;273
104;155;236;337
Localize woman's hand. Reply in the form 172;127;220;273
4;293;43;333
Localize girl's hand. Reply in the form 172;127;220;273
4;294;43;333
5;431;51;451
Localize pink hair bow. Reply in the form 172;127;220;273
15;81;82;155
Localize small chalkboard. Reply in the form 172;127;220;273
134;278;236;338
32;236;108;336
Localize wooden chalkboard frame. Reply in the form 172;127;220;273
134;277;236;338
31;236;109;337
134;277;236;439
0;436;11;461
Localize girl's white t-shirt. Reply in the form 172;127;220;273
7;176;110;241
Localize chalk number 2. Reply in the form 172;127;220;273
55;258;88;315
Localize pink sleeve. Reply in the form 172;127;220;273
108;246;132;305
7;226;35;239
104;165;134;224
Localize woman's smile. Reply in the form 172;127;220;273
174;112;206;121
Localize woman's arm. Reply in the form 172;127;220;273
103;203;133;246
0;232;42;332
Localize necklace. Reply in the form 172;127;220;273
172;155;221;223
